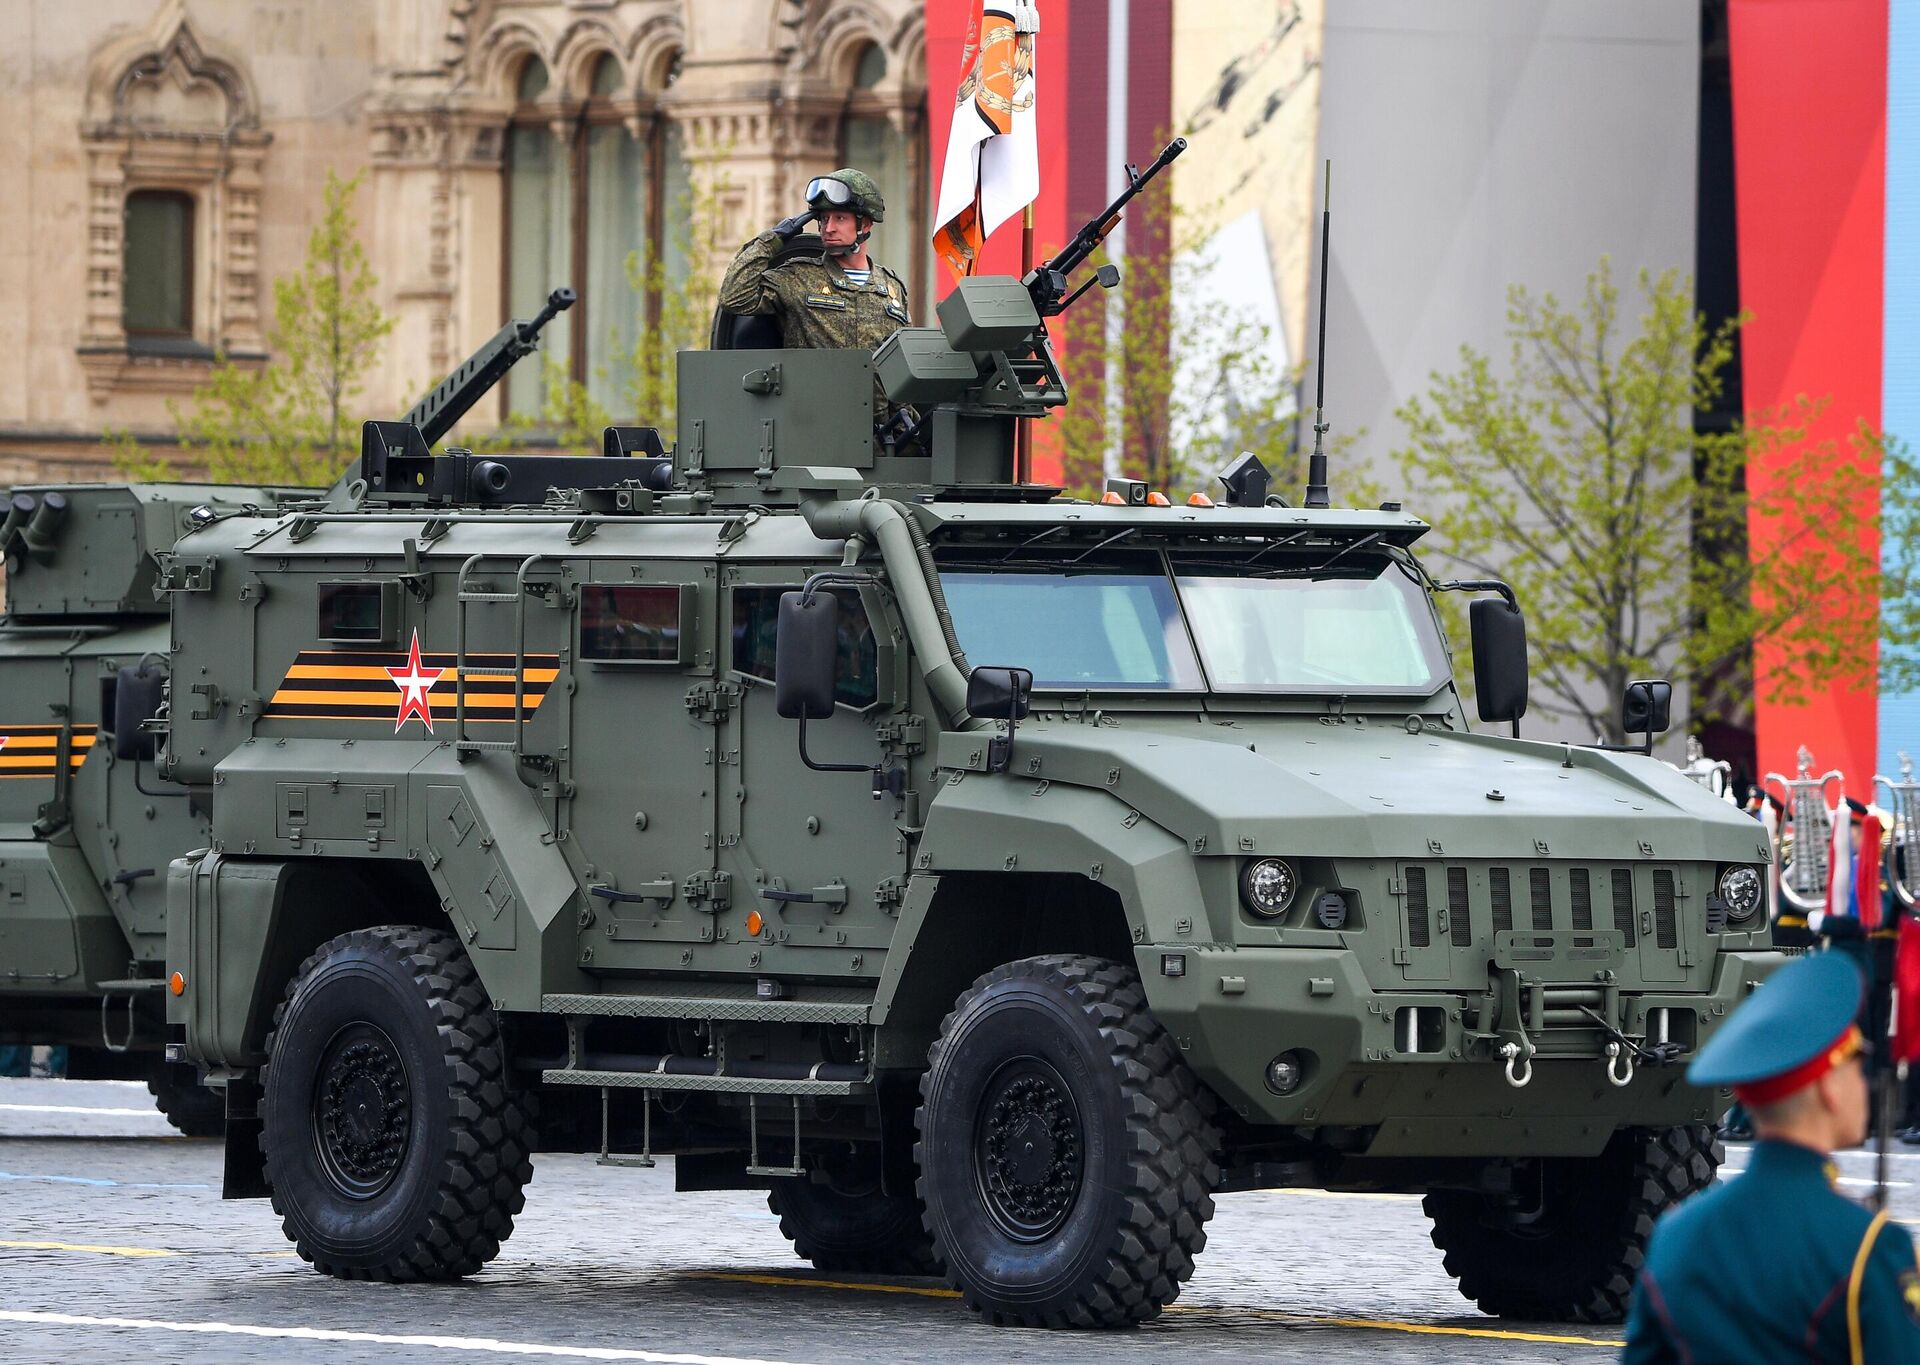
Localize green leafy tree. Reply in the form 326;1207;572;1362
119;171;394;486
1394;260;1911;742
1884;434;1920;697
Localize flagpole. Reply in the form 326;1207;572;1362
1016;202;1035;484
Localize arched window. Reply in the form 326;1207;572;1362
841;43;927;310
122;190;194;338
504;57;569;417
502;51;690;421
582;53;644;414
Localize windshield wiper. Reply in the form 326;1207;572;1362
1063;527;1137;564
1255;531;1382;578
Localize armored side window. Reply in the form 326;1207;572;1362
731;586;876;708
317;581;399;646
581;584;688;664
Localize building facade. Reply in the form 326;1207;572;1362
0;0;930;482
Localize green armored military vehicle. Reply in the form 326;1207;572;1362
0;478;297;1132
14;143;1780;1327
0;294;574;1131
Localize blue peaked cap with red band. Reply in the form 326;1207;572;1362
1688;952;1864;1091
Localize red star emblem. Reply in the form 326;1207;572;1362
386;628;445;733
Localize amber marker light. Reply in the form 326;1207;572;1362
1145;491;1171;506
1100;490;1126;504
169;971;186;996
1187;492;1214;507
745;910;764;937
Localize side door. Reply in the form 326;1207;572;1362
563;560;721;969
718;564;913;977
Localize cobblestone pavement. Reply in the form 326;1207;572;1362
6;1079;1920;1364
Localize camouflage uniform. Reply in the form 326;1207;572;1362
715;235;913;352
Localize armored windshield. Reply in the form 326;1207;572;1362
940;553;1447;696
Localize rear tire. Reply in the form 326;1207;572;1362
148;1059;224;1138
260;925;534;1281
1425;1124;1721;1322
916;954;1220;1328
768;1160;942;1276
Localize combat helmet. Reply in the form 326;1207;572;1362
805;168;886;222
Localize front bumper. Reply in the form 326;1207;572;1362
1137;944;1781;1156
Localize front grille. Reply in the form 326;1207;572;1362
1406;866;1431;947
1529;867;1553;930
1391;861;1694;965
1612;868;1637;946
1654;869;1678;948
1447;866;1471;946
1490;867;1513;933
1570;868;1593;930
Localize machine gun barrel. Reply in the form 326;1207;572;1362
405;287;576;449
1025;137;1186;317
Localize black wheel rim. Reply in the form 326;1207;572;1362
311;1022;412;1200
973;1056;1085;1243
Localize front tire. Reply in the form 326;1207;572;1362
1425;1124;1721;1322
260;926;534;1281
915;954;1220;1328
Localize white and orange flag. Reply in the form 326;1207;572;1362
932;2;1040;280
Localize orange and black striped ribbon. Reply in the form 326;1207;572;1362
263;650;558;726
0;724;96;779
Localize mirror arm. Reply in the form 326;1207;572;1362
1434;578;1517;610
798;717;905;802
986;710;1017;774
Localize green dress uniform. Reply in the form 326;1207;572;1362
1622;953;1920;1363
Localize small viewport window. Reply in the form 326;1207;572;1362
582;584;688;664
318;580;400;646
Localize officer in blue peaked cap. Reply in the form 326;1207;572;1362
1623;952;1920;1362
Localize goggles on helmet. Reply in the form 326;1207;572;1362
805;177;856;208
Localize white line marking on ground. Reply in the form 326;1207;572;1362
0;1103;169;1117
0;1310;817;1365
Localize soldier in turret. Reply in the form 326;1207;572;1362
716;169;913;354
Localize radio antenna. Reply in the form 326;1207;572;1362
1304;159;1333;510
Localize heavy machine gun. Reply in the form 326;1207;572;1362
339;286;673;509
1022;136;1186;317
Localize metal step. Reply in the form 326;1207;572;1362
541;1067;865;1096
542;990;871;1025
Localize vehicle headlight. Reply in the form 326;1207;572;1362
1717;865;1763;922
1240;858;1298;918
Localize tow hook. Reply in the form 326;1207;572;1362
1605;1040;1635;1088
1500;1040;1534;1088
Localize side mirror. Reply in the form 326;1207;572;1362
966;665;1032;721
1622;679;1673;753
1469;597;1529;735
774;591;838;720
967;666;1032;774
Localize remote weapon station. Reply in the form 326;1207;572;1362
4;142;1777;1327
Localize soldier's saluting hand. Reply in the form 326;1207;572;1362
716;168;913;356
1622;952;1920;1363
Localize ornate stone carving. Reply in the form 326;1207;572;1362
77;4;270;401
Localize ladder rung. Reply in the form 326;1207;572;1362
459;666;517;677
456;740;517;752
460;591;519;603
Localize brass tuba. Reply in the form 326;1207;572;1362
1765;745;1847;917
1873;752;1919;919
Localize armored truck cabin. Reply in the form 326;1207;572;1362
6;143;1780;1329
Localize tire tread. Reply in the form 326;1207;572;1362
260;925;533;1282
914;953;1220;1328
